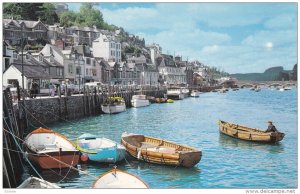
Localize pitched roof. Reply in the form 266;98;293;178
9;63;51;79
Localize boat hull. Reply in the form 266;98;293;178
131;99;150;108
101;104;126;114
190;91;199;97
121;133;201;168
88;148;125;163
164;93;185;100
218;120;285;143
26;148;80;169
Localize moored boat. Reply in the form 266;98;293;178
166;99;174;103
218;120;285;143
165;88;185;100
92;168;148;188
75;133;125;163
24;127;80;169
121;132;202;168
190;90;199;97
17;176;60;188
101;97;126;114
131;95;150;108
155;98;167;103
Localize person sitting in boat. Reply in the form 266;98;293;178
265;121;278;133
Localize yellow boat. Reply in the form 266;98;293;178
121;132;202;168
218;120;285;143
166;99;174;103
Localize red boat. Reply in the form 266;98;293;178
24;127;80;169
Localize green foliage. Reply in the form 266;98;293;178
39;3;59;24
3;3;59;24
123;45;135;54
58;3;115;30
59;11;77;27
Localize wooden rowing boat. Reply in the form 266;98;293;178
218;120;285;143
17;177;60;188
24;127;80;169
121;132;202;168
92;168;148;188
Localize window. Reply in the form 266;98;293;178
86;58;91;65
93;60;96;66
5;58;10;70
68;64;73;74
26;54;30;59
13;52;18;59
86;68;88;76
92;69;97;76
39;55;43;61
76;67;81;75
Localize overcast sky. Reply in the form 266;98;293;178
69;2;297;74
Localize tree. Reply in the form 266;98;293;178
39;3;59;25
59;11;77;27
3;3;58;24
3;3;23;19
77;3;104;28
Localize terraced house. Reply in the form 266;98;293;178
3;18;48;45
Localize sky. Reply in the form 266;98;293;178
68;2;297;74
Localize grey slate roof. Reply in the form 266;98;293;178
10;63;51;79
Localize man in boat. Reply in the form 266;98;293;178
265;121;278;133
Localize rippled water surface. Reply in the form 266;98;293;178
38;88;297;188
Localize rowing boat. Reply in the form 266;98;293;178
92;168;148;188
75;133;125;163
218;120;285;143
17;177;60;188
24;127;80;169
121;132;201;168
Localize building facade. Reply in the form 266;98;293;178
92;33;121;63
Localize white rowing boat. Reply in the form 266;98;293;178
17;177;60;188
92;168;149;188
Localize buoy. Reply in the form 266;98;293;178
80;154;89;162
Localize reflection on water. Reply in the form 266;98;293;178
218;134;285;154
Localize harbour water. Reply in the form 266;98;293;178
28;88;297;188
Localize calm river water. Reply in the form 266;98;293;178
29;88;297;188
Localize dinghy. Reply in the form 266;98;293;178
218;120;285;143
190;90;200;97
75;133;125;163
121;132;202;168
92;168;148;188
24;127;80;169
17;177;60;188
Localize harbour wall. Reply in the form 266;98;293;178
19;86;167;128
